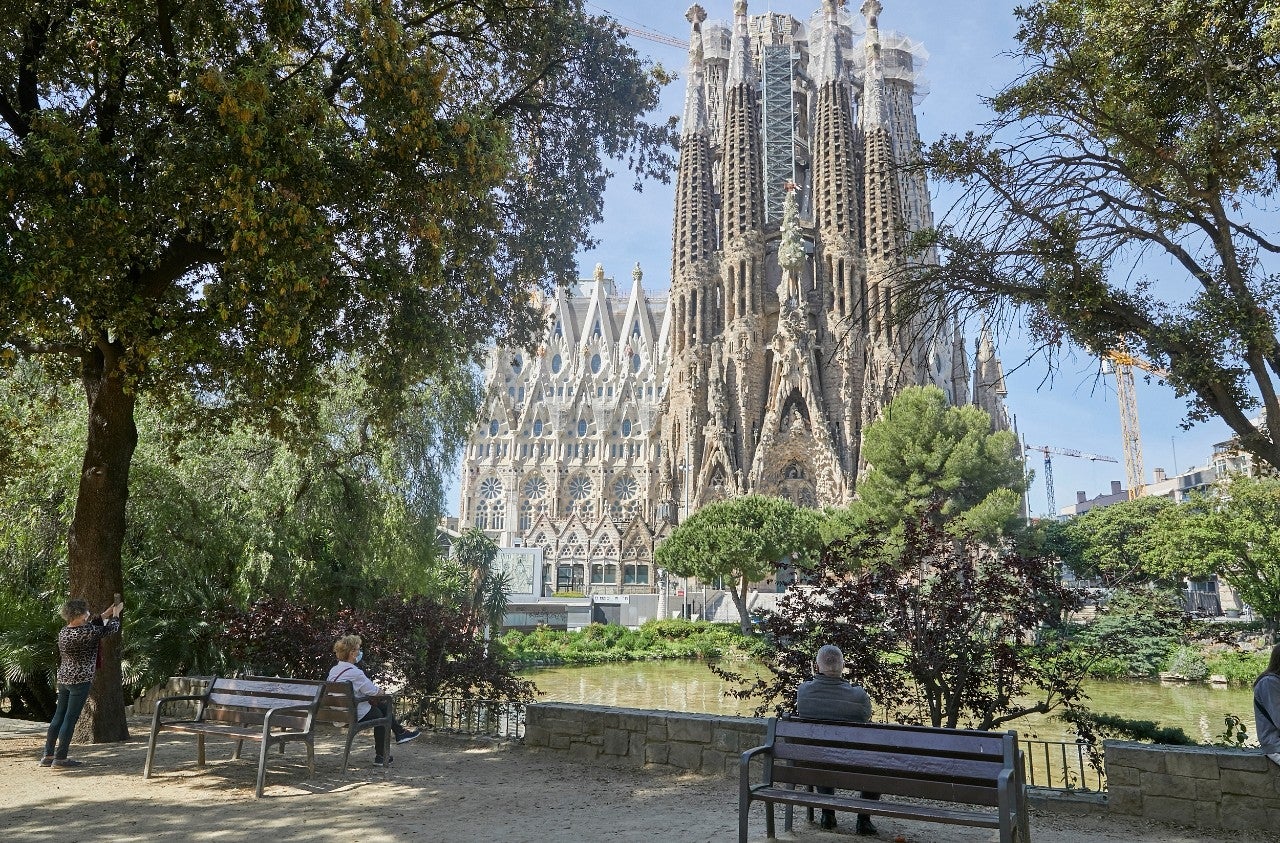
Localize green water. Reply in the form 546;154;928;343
526;660;1259;745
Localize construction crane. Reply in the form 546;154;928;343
586;4;689;49
1024;444;1119;516
1103;349;1172;500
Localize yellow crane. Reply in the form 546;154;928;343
1103;349;1172;500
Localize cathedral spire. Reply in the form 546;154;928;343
860;0;889;130
816;0;846;84
721;0;764;245
671;4;717;284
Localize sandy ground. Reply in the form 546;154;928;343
1;716;1275;843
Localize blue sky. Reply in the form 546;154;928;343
449;0;1241;518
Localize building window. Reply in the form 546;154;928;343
511;354;523;374
591;564;617;585
621;419;632;437
488;419;499;436
578;418;588;437
533;418;544;436
623;564;649;585
590;353;602;374
551;353;562;373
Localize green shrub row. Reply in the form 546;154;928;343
498;619;763;666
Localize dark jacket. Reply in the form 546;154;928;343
796;673;872;723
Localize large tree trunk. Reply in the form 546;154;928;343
68;342;136;743
732;575;752;635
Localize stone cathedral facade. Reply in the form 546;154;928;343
458;0;1009;595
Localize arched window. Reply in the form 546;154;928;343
475;477;505;530
519;474;548;531
590;353;602;374
621;418;632;437
532;418;544;437
551;353;562;373
577;418;588;437
511;354;523;374
488;419;499;436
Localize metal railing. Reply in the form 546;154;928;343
1022;739;1106;793
400;696;527;741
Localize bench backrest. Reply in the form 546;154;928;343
766;717;1019;807
199;677;326;732
315;681;362;727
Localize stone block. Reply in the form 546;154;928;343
1105;784;1143;816
1217;752;1272;772
549;733;571;750
667;717;713;743
667;741;704;771
602;727;630;757
1194;778;1224;801
1141;795;1203;827
1219;768;1278;798
1139;771;1197;800
645;744;669;766
523;724;548;747
1219;793;1280;831
1104;742;1166;774
1104;764;1139;788
646;721;668;742
1165;751;1220;780
699;748;728;774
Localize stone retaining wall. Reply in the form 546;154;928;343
524;702;765;777
1104;740;1280;833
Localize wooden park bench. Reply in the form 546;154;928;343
143;676;326;797
739;717;1030;843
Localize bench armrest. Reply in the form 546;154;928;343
740;744;773;783
261;703;318;736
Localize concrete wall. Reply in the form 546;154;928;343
524;702;766;777
1104;740;1280;832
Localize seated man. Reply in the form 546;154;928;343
796;644;879;836
327;634;420;766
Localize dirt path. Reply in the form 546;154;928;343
1;717;1272;842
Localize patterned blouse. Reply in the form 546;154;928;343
57;618;121;685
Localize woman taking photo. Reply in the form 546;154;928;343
41;596;123;768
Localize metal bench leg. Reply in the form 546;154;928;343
144;729;160;778
306;738;315;777
766;800;776;838
342;728;357;774
255;740;270;798
738;793;750;843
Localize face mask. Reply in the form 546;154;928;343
356;650;364;663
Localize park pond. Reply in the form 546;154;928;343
526;659;1260;746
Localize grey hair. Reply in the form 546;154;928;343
815;644;844;673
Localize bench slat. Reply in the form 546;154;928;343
771;742;1005;782
213;678;326;696
776;720;1009;757
749;786;1002;828
207;692;321;710
203;707;311;731
769;765;1000;807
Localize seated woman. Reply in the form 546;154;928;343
327;634;419;766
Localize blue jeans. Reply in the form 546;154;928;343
45;681;92;759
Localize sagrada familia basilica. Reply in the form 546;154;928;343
458;0;1009;594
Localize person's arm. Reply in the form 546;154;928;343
347;665;383;699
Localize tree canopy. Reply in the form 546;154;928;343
654;494;824;634
912;0;1280;469
1046;496;1176;586
1;0;675;738
827;385;1025;551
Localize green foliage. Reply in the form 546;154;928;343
1052;497;1176;585
832;386;1026;553
1145;476;1280;638
1163;646;1209;681
725;512;1087;730
1060;709;1195;747
0;0;675;732
655;495;824;634
915;0;1280;472
1216;714;1250;748
498;620;758;665
1073;588;1191;678
1205;650;1269;685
